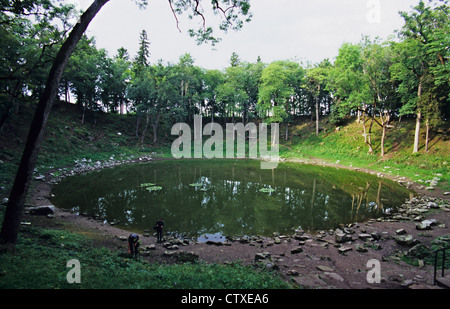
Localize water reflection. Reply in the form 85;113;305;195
51;160;411;239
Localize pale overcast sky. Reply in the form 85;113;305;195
73;0;419;70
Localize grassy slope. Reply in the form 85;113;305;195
280;117;449;191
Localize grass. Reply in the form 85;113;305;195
0;221;292;289
279;117;449;191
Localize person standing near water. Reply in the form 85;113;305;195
154;218;164;243
128;233;140;258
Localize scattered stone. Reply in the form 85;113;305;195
415;219;437;231
356;245;368;253
395;235;420;247
338;246;352;254
358;233;372;241
25;205;55;216
317;265;335;272
173;251;199;263
408;244;431;259
396;229;407;235
206;240;223;246
371;231;382;241
287;269;299;276
324;272;344;282
401;279;414;288
335;229;352;243
117;236;128;241
255;252;271;262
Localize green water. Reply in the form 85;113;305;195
51;159;412;241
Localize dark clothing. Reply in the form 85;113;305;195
128;233;140;257
155;220;164;243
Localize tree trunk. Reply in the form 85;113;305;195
0;0;110;247
315;96;319;136
413;77;423;154
152;114;160;144
136;114;141;138
140;114;150;146
425;118;429;153
380;111;390;157
413;110;421;154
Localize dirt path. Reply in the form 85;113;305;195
26;159;450;289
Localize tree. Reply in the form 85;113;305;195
64;35;103;123
361;37;399;157
329;42;374;153
133;29;150;74
203;69;225;122
0;0;253;247
98;47;132;114
0;0;75;127
394;0;449;153
217;63;248;123
0;0;111;247
304;60;330;136
258;60;304;139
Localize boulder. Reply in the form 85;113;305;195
415;219;437;230
338;246;352;253
395;229;407;235
358;233;372;241
25;205;55;216
255;252;271;262
291;247;303;254
316;265;334;272
335;229;352;243
408;244;431;259
395;235;420;247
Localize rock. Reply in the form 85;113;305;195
408;244;431;259
415;219;437;230
371;231;382;241
358;233;372;241
117;236;128;241
396;229;407;235
316;265;334;272
324;272;344;282
257;260;279;271
25;205;55;216
401;279;414;288
255;252;271;262
335;229;352;243
291;247;303;254
206;240;223;246
427;202;439;209
395;235;420;247
173;251;199;263
338;246;352;253
356;245;368;253
287;269;299;276
164;251;177;257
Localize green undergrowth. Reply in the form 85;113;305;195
0;222;292;289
